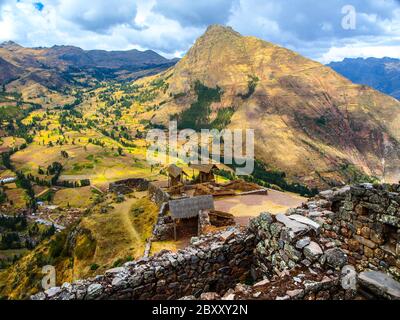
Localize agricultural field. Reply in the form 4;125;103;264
2;183;27;209
0;137;25;153
52;186;98;208
0;80;175;298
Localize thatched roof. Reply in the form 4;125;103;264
169;195;214;219
167;164;183;178
166;164;188;178
189;163;219;173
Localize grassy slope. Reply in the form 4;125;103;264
0;196;158;299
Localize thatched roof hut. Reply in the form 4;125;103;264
167;164;183;178
169;195;214;220
189;164;218;173
168;195;215;240
189;164;219;183
166;164;187;187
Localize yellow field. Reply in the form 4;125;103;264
11;137;157;189
3;185;27;209
0;136;26;151
0;169;15;179
52;186;97;208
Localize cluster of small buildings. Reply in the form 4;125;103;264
166;163;219;187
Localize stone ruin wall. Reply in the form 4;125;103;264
109;178;149;194
151;202;174;241
32;228;255;300
33;183;400;300
148;182;171;206
321;184;400;280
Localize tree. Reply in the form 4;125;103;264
1;152;12;170
42;224;56;239
61;150;69;158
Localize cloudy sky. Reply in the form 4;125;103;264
0;0;399;63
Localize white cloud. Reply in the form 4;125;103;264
320;42;400;64
56;0;138;32
0;0;399;62
153;0;237;27
0;0;202;56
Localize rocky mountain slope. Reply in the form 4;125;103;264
327;57;400;100
136;25;400;188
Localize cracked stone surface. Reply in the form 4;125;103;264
358;271;400;300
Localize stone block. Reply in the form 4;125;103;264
324;248;348;269
370;229;385;245
360;226;371;239
364;246;374;258
348;239;360;251
287;214;321;234
296;237;311;249
276;214;310;237
303;242;323;261
358;271;400;299
354;235;377;249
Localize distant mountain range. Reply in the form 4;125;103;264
327;57;400;100
0;41;177;91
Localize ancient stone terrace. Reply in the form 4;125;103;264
32;183;400;300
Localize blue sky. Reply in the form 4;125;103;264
0;0;400;63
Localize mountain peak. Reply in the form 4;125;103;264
185;25;244;60
203;24;242;38
0;40;22;49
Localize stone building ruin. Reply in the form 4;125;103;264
33;183;400;300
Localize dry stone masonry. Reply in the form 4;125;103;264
333;184;400;279
32;228;254;300
109;178;149;195
33;183;400;300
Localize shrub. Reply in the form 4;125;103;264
177;81;222;131
74;231;96;260
238;75;259;99
90;263;99;271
